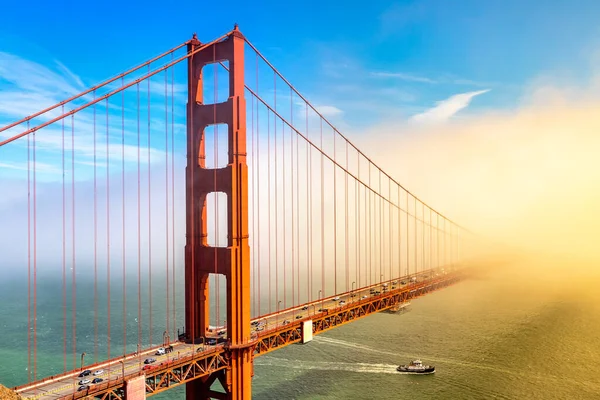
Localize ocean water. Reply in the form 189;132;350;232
1;259;600;399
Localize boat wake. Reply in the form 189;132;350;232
254;357;401;375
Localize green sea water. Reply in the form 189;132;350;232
1;259;599;399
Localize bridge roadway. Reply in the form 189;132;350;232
15;268;458;400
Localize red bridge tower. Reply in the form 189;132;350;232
185;26;253;399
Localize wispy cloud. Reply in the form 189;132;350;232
0;52;83;102
371;71;496;88
316;105;343;117
0;161;61;174
54;60;85;90
0;51;182;183
371;71;436;84
410;89;490;123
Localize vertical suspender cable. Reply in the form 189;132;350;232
137;83;142;358
256;53;261;316
93;93;98;363
364;164;368;286
296;112;300;306
389;179;392;283
122;78;127;355
290;87;294;309
345;141;349;293
379;171;382;284
33;124;37;380
274;72;279;312
320;118;324;299
61;108;66;371
356;152;359;291
147;66;153;346
282;109;286;310
306;104;311;303
251;70;256;316
365;161;373;286
429;208;432;272
171;55;176;334
333;130;337;295
282;112;287;310
405;193;409;277
437;214;440;269
357;153;360;289
267;107;271;313
414;197;417;276
71;113;76;370
422;202;425;275
27;122;31;382
165;69;170;337
106;98;111;365
398;185;401;281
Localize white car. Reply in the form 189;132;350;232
93;370;104;376
332;296;340;301
155;347;165;355
79;379;91;385
361;295;368;299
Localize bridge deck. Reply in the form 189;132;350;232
15;269;465;400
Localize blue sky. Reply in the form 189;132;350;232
2;0;600;131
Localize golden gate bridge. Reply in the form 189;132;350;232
0;25;477;399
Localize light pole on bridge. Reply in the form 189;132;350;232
80;352;86;371
277;301;282;326
318;290;322;312
352;281;356;302
119;359;125;380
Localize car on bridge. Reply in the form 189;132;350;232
93;369;104;376
92;378;103;384
156;347;166;355
77;385;88;392
301;306;308;310
79;379;91;385
78;370;91;377
332;296;340;301
295;314;303;319
144;358;157;364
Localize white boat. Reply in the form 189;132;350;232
396;359;435;374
